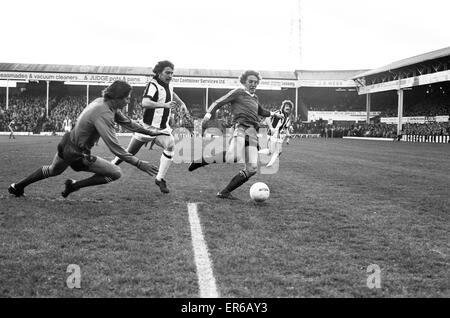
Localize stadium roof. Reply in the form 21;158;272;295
177;68;297;80
296;70;368;81
0;63;297;80
0;63;152;76
353;46;450;79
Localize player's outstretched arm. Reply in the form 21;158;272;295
142;96;177;109
272;111;284;119
201;112;212;130
206;88;239;115
114;110;170;136
95;115;160;169
136;160;159;176
173;93;189;115
257;104;284;119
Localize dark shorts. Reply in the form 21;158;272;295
57;132;97;172
233;124;259;148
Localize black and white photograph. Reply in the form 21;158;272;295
0;0;449;302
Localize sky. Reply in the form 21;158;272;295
0;0;449;72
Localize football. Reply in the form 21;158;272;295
249;182;270;202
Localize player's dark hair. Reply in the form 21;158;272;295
281;100;293;113
239;70;261;85
102;80;132;100
153;60;174;75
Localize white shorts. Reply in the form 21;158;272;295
134;122;173;143
268;135;283;153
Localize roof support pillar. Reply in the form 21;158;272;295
366;93;371;123
397;89;404;135
6;80;9;110
46;81;50;118
86;84;90;107
205;87;209;111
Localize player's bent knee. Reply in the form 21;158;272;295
110;172;121;181
246;167;257;177
109;167;122;180
166;139;175;151
48;166;64;176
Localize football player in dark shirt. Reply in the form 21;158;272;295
188;70;284;199
8;80;168;198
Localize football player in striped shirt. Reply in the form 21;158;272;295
8;118;16;139
188;70;284;199
112;60;189;193
8;81;167;198
261;100;293;167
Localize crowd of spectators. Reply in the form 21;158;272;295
347;123;398;138
1;92;449;142
172;103;195;129
307;98;449;118
42;96;86;132
404;100;450;117
290;120;397;138
379;103;450;117
307;104;364;112
0;95;48;132
291;119;324;134
291;119;449;139
402;122;450;136
379;108;397;117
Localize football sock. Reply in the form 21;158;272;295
112;157;122;165
16;166;52;189
73;174;114;190
222;170;251;194
156;150;173;181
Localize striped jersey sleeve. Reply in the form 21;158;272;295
143;82;158;101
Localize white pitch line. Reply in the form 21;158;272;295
187;202;219;298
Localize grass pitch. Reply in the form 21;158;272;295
0;136;449;297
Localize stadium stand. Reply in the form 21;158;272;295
1;48;449;142
0;94;49;133
2;92;448;141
